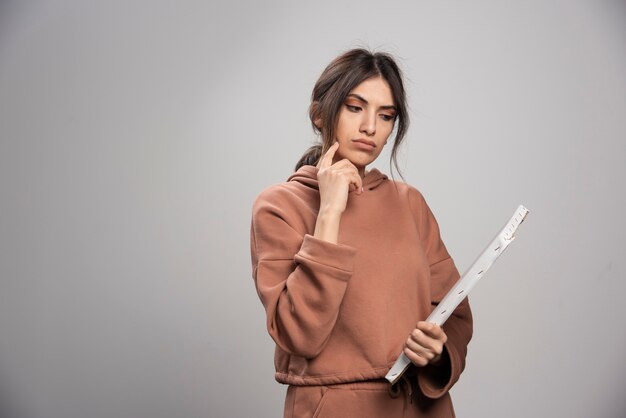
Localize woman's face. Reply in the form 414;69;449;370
332;76;397;174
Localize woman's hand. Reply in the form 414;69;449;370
403;321;448;367
312;142;362;244
316;142;363;215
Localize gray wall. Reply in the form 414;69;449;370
1;1;625;417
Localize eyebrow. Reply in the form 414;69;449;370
346;93;397;112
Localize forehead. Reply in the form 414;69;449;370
348;77;394;104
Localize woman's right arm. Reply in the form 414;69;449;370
314;142;363;243
250;142;363;359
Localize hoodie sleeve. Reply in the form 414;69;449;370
408;187;474;399
250;187;356;359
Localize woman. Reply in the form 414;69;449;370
250;48;473;418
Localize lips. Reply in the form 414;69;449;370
352;138;376;149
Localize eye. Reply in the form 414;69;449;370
346;104;361;112
380;114;395;122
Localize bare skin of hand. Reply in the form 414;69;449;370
315;141;363;214
403;321;448;367
312;142;363;244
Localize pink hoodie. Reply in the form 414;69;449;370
250;165;472;400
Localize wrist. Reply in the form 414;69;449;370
317;200;346;218
314;210;342;244
318;205;344;218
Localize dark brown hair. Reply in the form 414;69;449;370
294;48;410;180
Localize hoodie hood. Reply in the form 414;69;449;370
287;165;388;191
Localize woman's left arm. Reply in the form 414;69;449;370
407;188;474;399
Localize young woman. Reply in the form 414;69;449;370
250;48;473;418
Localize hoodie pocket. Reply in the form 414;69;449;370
285;385;330;418
311;387;331;418
311;384;398;418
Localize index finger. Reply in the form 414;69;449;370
416;321;445;339
317;142;339;169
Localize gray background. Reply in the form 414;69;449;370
1;1;625;417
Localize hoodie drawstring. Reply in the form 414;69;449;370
388;373;413;404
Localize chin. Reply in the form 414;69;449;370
351;155;376;167
337;149;377;168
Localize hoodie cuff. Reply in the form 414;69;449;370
417;344;455;399
295;234;357;278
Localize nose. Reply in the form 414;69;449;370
360;111;376;136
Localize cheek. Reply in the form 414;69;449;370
336;110;359;133
381;127;394;143
383;121;395;135
333;118;345;140
335;124;353;143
